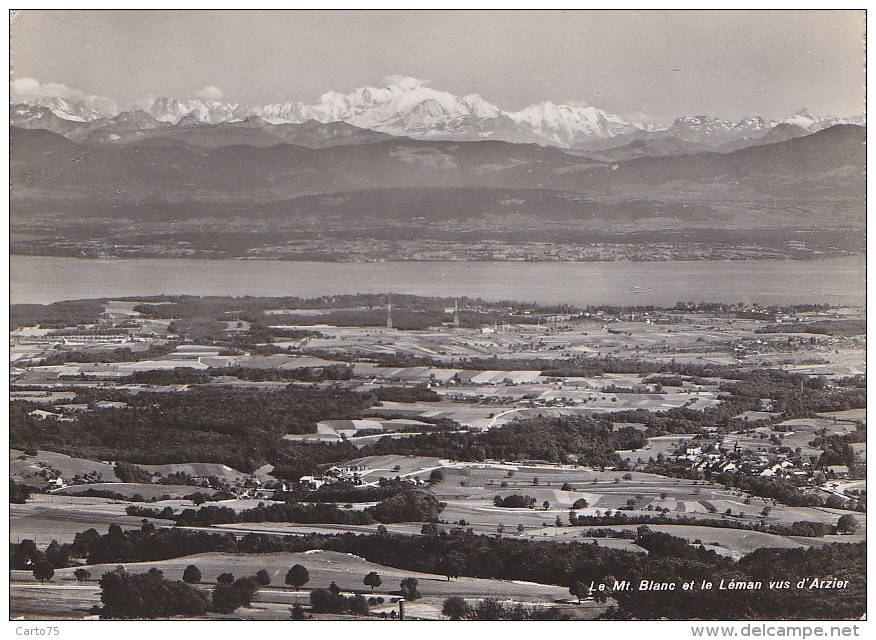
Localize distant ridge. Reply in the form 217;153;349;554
10;76;864;151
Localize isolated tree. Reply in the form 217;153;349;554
532;477;540;486
516;523;525;534
555;516;563;527
561;482;573;491
286;564;309;589
442;596;470;620
217;572;234;585
364;571;382;592
429;469;444;483
569;580;590;603
33;560;54;584
400;577;421;600
660;492;668;500
623;473;634;481
837;514;860;534
255;569;271;586
182;564;202;584
542;500;550;510
436;553;463;581
496;523;505;537
289;603;308;620
328;581;341;595
761;506;772;517
74;568;91;582
626;498;637;509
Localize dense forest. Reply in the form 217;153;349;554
10;385;371;472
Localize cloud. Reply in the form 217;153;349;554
195;85;224;101
11;77;117;113
623;110;665;127
380;75;430;90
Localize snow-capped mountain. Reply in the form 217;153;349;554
778;107;865;132
26;96;115;122
146;97;250;124
11;76;865;150
509;101;641;146
261;77;506;137
666;115;769;144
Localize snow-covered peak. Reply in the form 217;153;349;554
461;94;501;119
273;77;507;136
22;96;115;122
508;101;639;145
776;108;864;131
146;96;250;124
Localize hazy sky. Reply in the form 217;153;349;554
10;9;866;122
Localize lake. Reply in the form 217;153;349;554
10;255;866;307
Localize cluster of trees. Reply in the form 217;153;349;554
569;512;837;538
132;502;372;527
755;319;865;336
210;573;262;614
40;343;176;366
350;415;647;467
368;385;441;403
10;478;32;504
722;370;866;419
97;566;264;618
11;538;74;573
10;299;106;329
128;489;444;526
643;375;685;387
98;567;208;618
493;494;537;508
309;587;370;615
113;461;152;483
206;365;354;383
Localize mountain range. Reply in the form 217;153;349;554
9;77;865;262
11;76;864;151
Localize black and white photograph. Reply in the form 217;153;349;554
7;8;867;628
